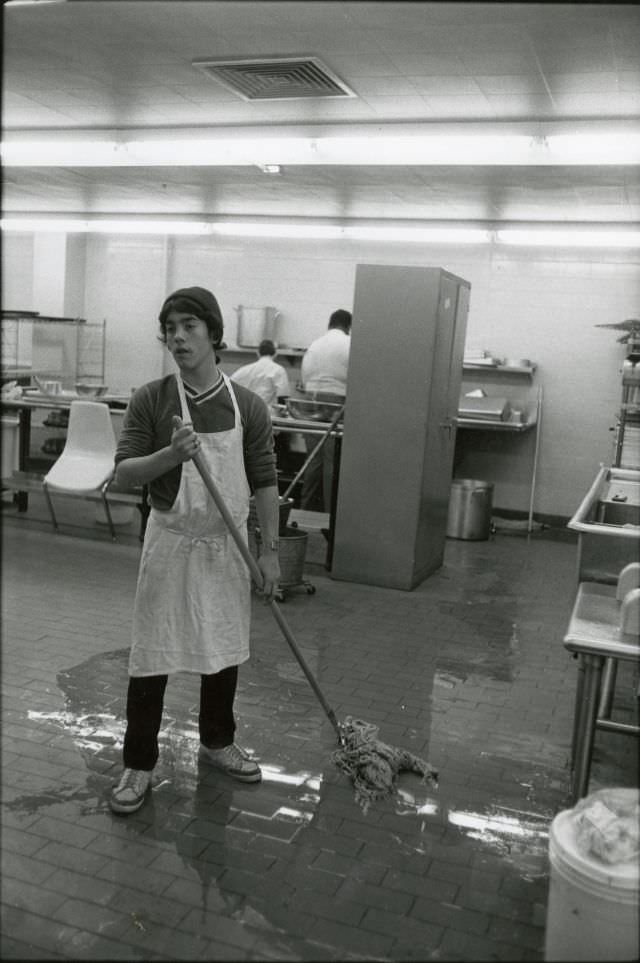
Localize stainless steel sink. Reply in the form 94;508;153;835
569;466;640;538
569;466;640;583
595;501;640;527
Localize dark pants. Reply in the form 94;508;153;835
123;665;238;771
300;434;337;512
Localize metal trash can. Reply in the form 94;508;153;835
446;478;494;540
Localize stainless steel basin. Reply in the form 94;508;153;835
569;466;640;583
569;466;640;538
595;501;640;527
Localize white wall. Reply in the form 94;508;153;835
1;234;33;310
3;230;638;518
84;235;168;394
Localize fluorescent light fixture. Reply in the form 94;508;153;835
1;142;127;166
6;1;66;6
3;131;639;167
2;217;639;248
212;223;489;242
497;229;640;248
345;226;490;244
212;222;343;240
548;133;640;164
0;217;212;235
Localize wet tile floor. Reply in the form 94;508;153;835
1;504;638;961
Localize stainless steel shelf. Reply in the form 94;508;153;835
463;363;536;375
222;346;305;357
457;416;536;432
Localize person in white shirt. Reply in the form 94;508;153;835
230;339;290;407
299;309;351;511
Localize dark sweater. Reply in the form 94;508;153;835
115;374;277;511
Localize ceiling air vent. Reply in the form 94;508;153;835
192;56;356;101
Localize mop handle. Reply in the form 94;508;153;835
281;404;345;500
178;423;343;741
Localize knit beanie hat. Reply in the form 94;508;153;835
159;286;224;346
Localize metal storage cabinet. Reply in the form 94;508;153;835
332;265;470;590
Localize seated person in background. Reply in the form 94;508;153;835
299;308;351;512
230;339;290;407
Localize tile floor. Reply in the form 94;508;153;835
1;496;638;961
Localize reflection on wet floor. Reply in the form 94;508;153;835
2;521;638;961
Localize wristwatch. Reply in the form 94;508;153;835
264;538;280;552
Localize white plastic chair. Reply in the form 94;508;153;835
42;400;118;540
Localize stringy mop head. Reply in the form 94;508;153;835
333;716;438;813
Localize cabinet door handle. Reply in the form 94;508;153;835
440;417;456;437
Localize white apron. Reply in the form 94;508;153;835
129;374;251;676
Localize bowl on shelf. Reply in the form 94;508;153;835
75;382;109;397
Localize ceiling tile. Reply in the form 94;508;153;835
619;72;640;93
420;94;493;117
546;73;622;95
474;75;550;95
552;91;640;114
348;77;421;97
482;94;556;117
408;76;484;95
362;96;435;118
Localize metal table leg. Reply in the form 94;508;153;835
570;654;585;767
326;434;342;571
572;653;605;803
16;407;32;511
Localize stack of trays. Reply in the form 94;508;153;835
458;396;512;421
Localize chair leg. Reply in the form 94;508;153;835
100;484;117;541
42;482;60;532
597;657;617;720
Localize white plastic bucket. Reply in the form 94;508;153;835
544;788;639;961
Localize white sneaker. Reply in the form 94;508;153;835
109;768;152;814
199;743;261;782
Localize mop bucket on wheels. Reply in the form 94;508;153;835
255;525;315;599
277;526;310;591
247;495;294;558
544;788;639;961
